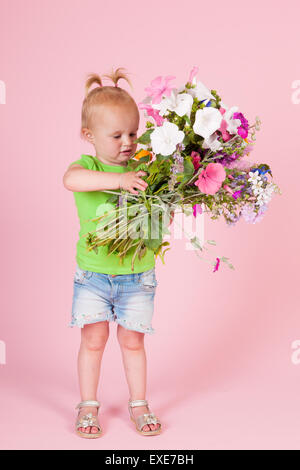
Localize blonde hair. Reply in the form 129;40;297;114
80;67;138;138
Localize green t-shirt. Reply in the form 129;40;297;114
69;154;155;274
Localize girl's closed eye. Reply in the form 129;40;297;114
114;133;137;139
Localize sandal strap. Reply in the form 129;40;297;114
75;400;100;410
136;413;161;432
76;412;101;431
128;399;148;408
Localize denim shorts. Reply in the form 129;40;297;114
68;264;158;334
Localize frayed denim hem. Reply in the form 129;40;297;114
115;317;155;335
68;311;114;329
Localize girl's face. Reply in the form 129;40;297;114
84;103;139;167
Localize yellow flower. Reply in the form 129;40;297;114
134;149;152;161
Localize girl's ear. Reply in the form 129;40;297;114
81;128;94;143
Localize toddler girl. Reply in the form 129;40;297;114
63;67;162;438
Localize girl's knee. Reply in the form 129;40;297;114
117;324;144;350
81;321;110;351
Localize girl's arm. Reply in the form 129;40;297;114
63;164;121;192
63;165;148;195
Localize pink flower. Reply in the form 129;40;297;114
191;151;202;171
194;162;226;195
228;174;234;180
192;204;202;217
144;76;176;105
188;66;199;84
138;103;165;126
219;119;231;142
223;185;234;195
213;257;220;272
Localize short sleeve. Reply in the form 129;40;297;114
67;154;97;170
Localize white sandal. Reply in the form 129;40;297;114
75;400;102;439
128;399;162;436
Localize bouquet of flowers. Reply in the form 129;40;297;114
85;66;281;272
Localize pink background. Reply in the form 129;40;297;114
1;0;299;450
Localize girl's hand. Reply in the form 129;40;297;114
119;170;148;195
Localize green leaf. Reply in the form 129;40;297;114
183;114;191;125
258;163;273;178
183;134;190;146
144;237;162;251
137;155;151;163
155;154;165;162
134;163;149;173
184;158;195;176
190;236;203;251
134;129;153;145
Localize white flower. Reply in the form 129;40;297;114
179;78;214;104
252;179;263;187
189;78;215;102
252;183;263;196
223;106;241;134
255;185;273;206
255;199;264;206
248;171;261;184
193;107;223;139
202;132;223;151
253;189;263;197
150;121;184;156
152;89;193;118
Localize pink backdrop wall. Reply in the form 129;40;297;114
1;0;299;450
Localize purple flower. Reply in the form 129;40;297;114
233;112;249;139
177;142;186;152
232;185;245;199
216;151;239;167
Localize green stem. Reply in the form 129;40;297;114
131;240;144;271
97;212;149;242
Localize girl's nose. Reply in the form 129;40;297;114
123;140;132;147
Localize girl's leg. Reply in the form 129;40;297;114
117;324;159;432
77;321;110;434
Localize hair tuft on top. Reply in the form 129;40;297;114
102;66;133;90
84;73;103;98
